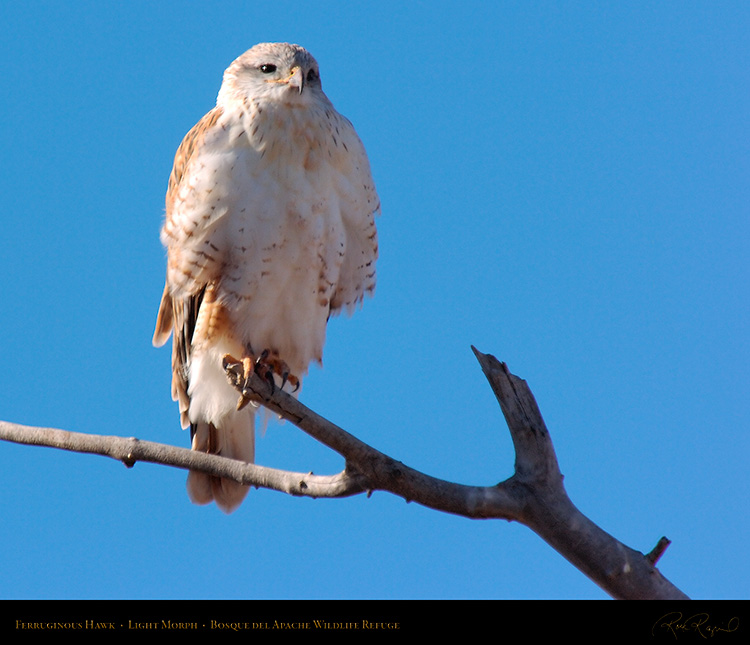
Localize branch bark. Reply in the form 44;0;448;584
0;347;688;600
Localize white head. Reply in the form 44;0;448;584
217;42;324;107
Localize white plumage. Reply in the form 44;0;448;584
153;43;379;512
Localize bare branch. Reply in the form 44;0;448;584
469;347;688;600
224;360;523;519
0;347;689;599
646;536;673;565
0;420;368;498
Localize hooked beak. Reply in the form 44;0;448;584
287;65;305;94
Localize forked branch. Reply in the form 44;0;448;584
0;347;688;599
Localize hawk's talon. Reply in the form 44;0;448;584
236;394;252;411
222;354;243;375
263;368;276;393
223;350;299;396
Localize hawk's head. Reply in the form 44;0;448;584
218;42;323;106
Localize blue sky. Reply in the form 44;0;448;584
0;2;747;600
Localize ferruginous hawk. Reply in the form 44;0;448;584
153;42;379;512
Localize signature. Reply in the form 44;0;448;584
652;612;740;639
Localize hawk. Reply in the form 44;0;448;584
153;43;379;513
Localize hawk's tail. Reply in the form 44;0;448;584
186;410;255;513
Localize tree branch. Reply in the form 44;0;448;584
0;421;369;499
0;347;689;599
469;348;688;600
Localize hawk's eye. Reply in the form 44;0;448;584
306;69;318;82
259;64;277;74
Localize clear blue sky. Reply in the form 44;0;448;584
0;2;747;600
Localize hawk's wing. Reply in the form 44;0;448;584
328;115;380;315
153;107;224;428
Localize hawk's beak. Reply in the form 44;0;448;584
287;66;304;94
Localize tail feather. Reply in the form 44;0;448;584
187;409;255;513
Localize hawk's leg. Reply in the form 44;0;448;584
223;347;299;411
